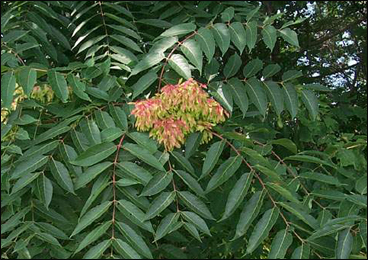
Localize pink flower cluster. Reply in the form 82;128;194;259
131;78;229;151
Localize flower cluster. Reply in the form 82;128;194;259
131;78;229;151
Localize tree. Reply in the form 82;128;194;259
1;1;367;259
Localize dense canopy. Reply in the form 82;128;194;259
1;1;367;259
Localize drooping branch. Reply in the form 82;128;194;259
210;131;305;243
253;140;326;210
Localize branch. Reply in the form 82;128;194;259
98;1;110;54
2;43;26;66
210;131;306;243
253;140;326;210
306;16;366;49
158;31;197;90
168;161;180;212
309;62;359;80
111;134;125;243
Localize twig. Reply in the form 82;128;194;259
157;31;197;90
253;140;326;210
1;43;26;66
111;134;125;241
210;131;307;244
169;160;180;212
209;131;291;228
98;1;110;54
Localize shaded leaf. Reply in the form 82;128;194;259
285;154;336;168
109;105;128;130
291;244;310;259
48;70;68;103
171;151;195;176
301;89;319;120
300;172;343;186
123;143;165;171
178;191;215;220
1;71;16;109
67;74;91;101
18;67;37;96
117;162;153;186
145;192;176;220
124;133;156;155
132;71;157;99
71;201;112;237
35;174;53;210
227;78;249;117
150;36;178;53
283;83;298;119
266;182;300;204
278;202;319;229
168;54;192;80
49;158;74;194
11;155;49;180
155;213;180;241
233;191;265;240
12;171;41;194
175;170;205;198
269;229;293;259
205;156;242;193
180;39;203;74
263;81;284;116
229;22;247;54
80;174;110;217
263;64;281;78
113;239;141;259
221;7;234;22
101;128;123;142
245;21;257;52
115;222;153;259
246;207;280;254
254;165;282;182
185;132;202;159
195;27;215;62
184;222;202;242
279;28;299;47
245;77;267;117
212;23;230;56
75;222;111;254
220;172;253;221
262;25;277;52
243;59;263;78
224;53;242;78
117;200;154;233
110;34;142;53
79;118;101;145
83;239;111;259
270;138;297;154
181;211;211;236
140;171;173;197
131;52;165;76
201;140;225;180
282;70;303;82
75;162;112;189
71;142;117;167
160;23;196;37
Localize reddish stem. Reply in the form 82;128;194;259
169;161;180;212
253;140;326;210
158;31;197;91
210;131;292;229
111;134;125;239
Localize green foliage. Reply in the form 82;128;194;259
1;1;367;259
